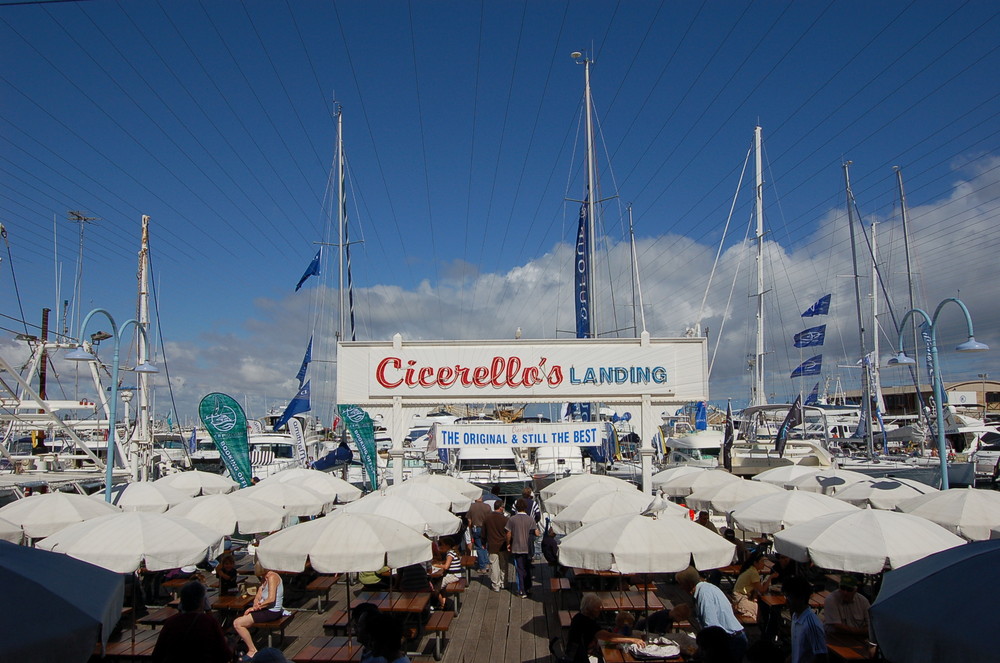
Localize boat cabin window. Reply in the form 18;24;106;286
457;456;519;472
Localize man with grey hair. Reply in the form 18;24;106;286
670;566;747;662
566;593;644;663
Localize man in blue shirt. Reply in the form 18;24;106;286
784;576;827;663
670;566;747;662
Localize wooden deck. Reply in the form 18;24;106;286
94;562;697;663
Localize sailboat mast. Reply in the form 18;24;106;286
895;167;922;399
136;214;152;480
752;126;766;406
336;105;345;342
583;56;597;339
843;162;874;456
628;204;647;335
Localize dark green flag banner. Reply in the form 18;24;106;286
199;392;253;488
338;404;378;489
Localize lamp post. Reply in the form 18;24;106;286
887;297;988;489
65;309;158;502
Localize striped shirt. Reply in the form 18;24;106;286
446;549;462;574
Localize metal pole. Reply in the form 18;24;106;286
928;330;949;490
753;126;766;406
583;57;597;338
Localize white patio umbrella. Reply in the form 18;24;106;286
168;493;288;537
258;467;362;503
544;479;638;516
404;473;482;500
37;511;225;572
785;468;870;494
0;540;124;663
729;491;859;535
641;495;691;518
870;539;1000;663
659;468;741;498
154;470;238;497
897;488;1000;541
539;472;631;501
382;482;472;513
751;465;821;487
341;494;461;537
551;490;660;534
650;466;709;490
240;481;332;518
0;492;119;539
256;511;432;573
774;509;964;574
834;476;938;510
685;479;783;514
111;481;189;513
0;516;23;544
558;512;736;574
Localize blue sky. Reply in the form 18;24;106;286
2;0;998;422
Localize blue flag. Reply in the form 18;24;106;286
273;381;310;431
790;355;823;378
794;325;827;348
722;400;734;472
295;336;312;387
695;401;708;431
802;294;831;317
804;382;820;406
574;193;591;339
188;427;197;454
294;248;322;291
774;395;803;458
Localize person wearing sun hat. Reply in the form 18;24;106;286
823;574;871;637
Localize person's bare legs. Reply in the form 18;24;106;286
232;614;257;657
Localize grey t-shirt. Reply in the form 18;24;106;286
505;512;537;554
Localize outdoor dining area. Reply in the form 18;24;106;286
2;463;1000;662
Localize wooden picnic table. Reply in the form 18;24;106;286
211;593;254;627
594;590;664;613
827;633;876;660
351;591;431;614
136;606;178;629
759;590;828;611
98;627;160;660
291;635;364;662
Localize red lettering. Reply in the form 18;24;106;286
506;356;521;386
472;366;489;387
437;366;455;386
375;357;403;388
417;366;435;387
456;366;472;386
375;355;565;390
490;356;505;387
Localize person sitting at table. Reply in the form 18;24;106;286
233;561;285;660
694;625;737;663
364;611;411;663
360;566;392;591
396;562;434;593
696;511;720;534
612;611;635;636
769;553;797;586
822;575;871;637
784;576;827;663
215;553;239;595
152;580;231;663
669;567;747;662
352;602;381;661
431;536;463;609
541;525;565;578
732;552;770;622
566;593;645;663
722;528;748;565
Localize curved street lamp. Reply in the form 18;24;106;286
65;308;159;502
887;297;988;489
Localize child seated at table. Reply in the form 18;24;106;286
613;611;635;636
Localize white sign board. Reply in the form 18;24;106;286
337;335;707;404
437;423;602;448
947;390;979;406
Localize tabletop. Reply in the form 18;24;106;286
211;594;254;612
351;591;432;614
826;633;876;660
99;628;160;660
595;591;665;612
292;636;365;662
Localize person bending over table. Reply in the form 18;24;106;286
669;567;747;663
567;593;644;663
233;561;284;660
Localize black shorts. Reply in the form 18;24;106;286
251;609;282;623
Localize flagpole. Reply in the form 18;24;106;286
337;104;345;341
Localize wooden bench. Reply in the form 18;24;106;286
306;574;341;613
460;554;477;581
322;609;350;634
424;610;454;661
557;609;578;628
137;605;178;629
251;611;296;648
549;577;572;609
441;578;467;616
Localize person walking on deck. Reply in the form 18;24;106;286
506;497;540;598
466;495;491;572
484;499;509;592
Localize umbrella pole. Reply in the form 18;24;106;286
346;573;352;647
131;570;137;647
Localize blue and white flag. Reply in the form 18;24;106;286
804;383;820;406
188;427;198;454
695;401;708;431
774;395;803;458
294;248;322;291
790;355;823;378
722;400;734;472
793;325;827;348
575;186;591;339
295;336;312;387
273;381;310;431
802;294;831;317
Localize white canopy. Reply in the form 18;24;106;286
37;511;225;573
729;491;858;535
650;466;709;489
539;473;631;501
750;465;821;487
558;513;735;574
404;473;482;500
0;516;22;544
111;481;189;513
834;477;938;510
341;494;461;538
685;479;783;514
0;492;119;539
382;482;472;513
897;488;1000;541
658;469;741;498
168;493;288;536
256;511;432;573
551;490;659;534
240;482;332;517
774;509;964;573
154;470;238;497
543;480;638;516
258;468;362;503
785;468;870;494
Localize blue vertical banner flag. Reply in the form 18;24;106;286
722;400;734;472
574;200;590;339
804;383;820;406
295;248;322;291
295;336;313;388
774;395;804;458
793;325;827;348
790;355;823;378
695;401;708;431
802;294;832;317
919;322;940;399
273;381;311;431
199;393;252;488
188;427;197;454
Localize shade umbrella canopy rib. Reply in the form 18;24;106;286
729;491;858;535
650;466;710;490
0;540;125;663
256;512;432;574
168;493;288;536
404;473;482;499
897;488;1000;541
539;472;632;501
37;511;225;572
112;481;189;513
751;465;821;487
658;469;741;498
773;509;964;574
0;492;119;539
544;481;638;516
870;539;1000;663
833;477;938;510
685;479;783;514
551;490;660;534
382;482;472;513
258;468;362;503
341;494;461;538
558;513;736;574
240;482;332;517
154;470;238;497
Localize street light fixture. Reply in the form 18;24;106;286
65;308;158;502
887;297;987;489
